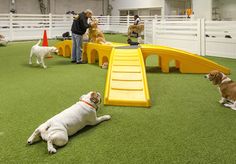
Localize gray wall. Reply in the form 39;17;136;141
51;0;103;15
0;0;10;13
0;0;104;15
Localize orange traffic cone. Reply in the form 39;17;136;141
42;30;53;58
42;30;48;46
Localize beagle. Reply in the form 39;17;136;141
205;70;236;110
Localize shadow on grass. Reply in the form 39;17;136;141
69;125;98;140
25;123;104;152
146;66;181;74
21;63;43;69
54;60;72;65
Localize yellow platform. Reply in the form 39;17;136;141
55;40;230;107
104;48;151;107
55;40;88;60
141;44;230;74
86;42;128;66
55;40;72;58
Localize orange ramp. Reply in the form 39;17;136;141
141;44;230;74
104;47;151;107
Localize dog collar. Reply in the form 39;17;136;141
221;76;232;84
80;99;97;110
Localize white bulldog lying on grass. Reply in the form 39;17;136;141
29;40;58;68
27;91;111;154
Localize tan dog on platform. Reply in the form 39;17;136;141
127;24;144;43
88;18;111;44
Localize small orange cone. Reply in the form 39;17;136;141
42;30;53;58
42;30;48;46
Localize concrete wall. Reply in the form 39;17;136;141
16;0;41;14
192;0;212;20
165;0;186;15
1;0;236;20
0;0;11;13
219;0;236;20
109;0;165;16
0;0;104;15
51;0;103;15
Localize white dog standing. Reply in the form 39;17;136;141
27;91;111;154
29;40;58;68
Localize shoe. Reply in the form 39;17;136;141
76;61;87;64
71;60;76;63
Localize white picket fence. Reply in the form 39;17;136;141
144;19;236;59
1;13;235;59
0;13;190;41
0;13;73;41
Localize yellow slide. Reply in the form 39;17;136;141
141;44;230;74
104;48;151;107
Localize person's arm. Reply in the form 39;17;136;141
81;14;90;29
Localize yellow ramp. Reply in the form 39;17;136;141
141;45;230;74
104;48;151;107
55;40;72;57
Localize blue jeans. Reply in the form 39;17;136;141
72;33;83;62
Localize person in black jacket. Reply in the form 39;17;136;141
71;9;93;64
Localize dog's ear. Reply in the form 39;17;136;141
213;72;223;85
90;92;99;104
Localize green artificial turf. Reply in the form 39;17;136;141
1;34;236;163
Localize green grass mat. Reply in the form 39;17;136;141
0;34;236;163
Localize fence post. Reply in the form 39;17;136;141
197;19;201;56
154;14;158;21
152;20;156;44
200;19;206;56
144;20;147;43
127;15;130;31
9;13;13;41
49;13;52;39
107;15;110;31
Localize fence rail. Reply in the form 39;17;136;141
144;19;236;59
1;13;235;59
0;13;190;41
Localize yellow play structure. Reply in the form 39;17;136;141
56;41;230;107
104;48;150;107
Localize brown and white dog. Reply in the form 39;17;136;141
127;24;144;43
205;70;236;110
27;91;111;153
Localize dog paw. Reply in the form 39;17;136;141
43;66;47;69
231;107;236;111
48;147;57;154
27;139;33;145
27;137;34;145
224;103;232;108
104;115;111;120
219;99;225;104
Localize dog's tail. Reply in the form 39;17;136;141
35;40;41;46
